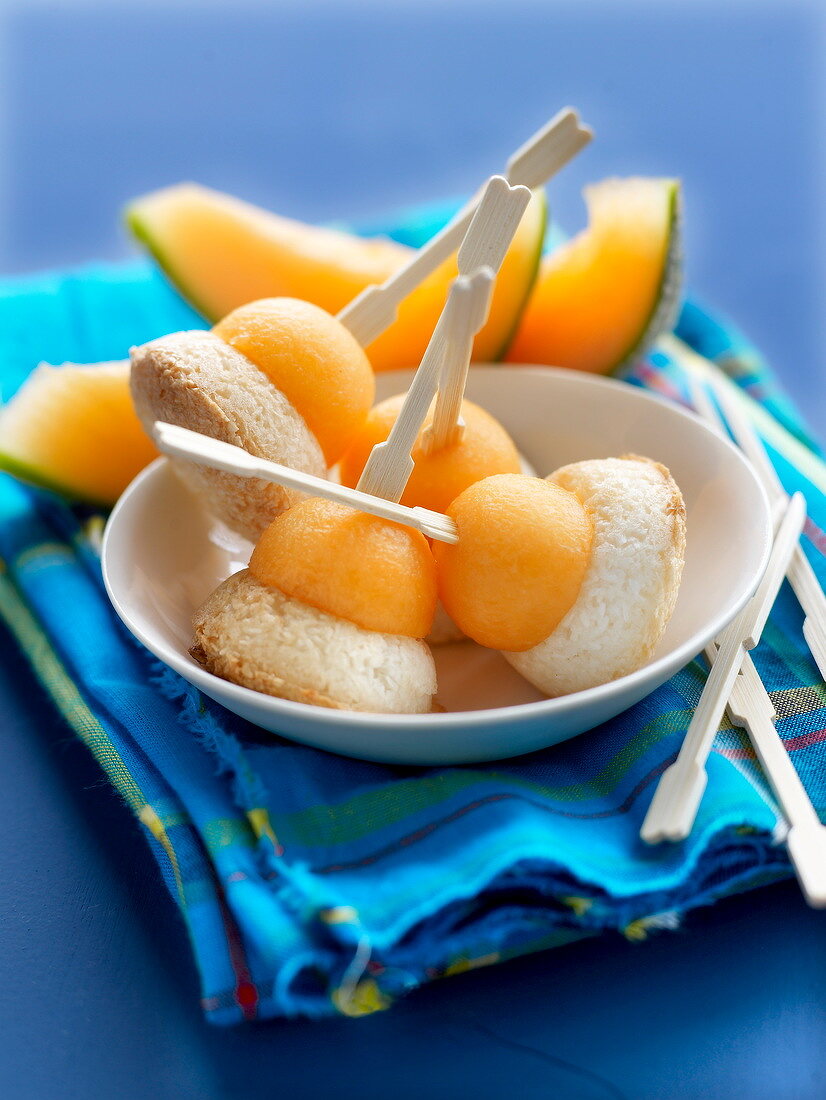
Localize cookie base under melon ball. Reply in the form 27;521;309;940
191;570;437;715
130;330;326;542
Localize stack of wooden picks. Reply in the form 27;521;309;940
151;422;458;545
640;357;826;909
641;491;806;842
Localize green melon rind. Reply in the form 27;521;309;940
616;180;683;371
0;450;113;510
125;201;219;323
489;188;548;362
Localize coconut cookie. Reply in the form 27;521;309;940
130;298;375;541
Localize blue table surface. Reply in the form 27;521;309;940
0;2;824;1097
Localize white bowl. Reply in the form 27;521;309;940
103;366;771;765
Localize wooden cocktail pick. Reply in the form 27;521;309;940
661;334;826;682
355;176;530;502
641;490;806;844
338;107;591;346
684;373;826;907
152;422;458;544
422;174;533;453
700;367;826;683
354;270;494;503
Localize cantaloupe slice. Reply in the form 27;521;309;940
0;361;157;506
505;178;681;373
125;183;546;372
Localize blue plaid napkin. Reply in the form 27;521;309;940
0;225;824;1024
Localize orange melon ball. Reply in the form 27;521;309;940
248;498;437;638
338;394;521;513
213;298;375;464
433;474;593;652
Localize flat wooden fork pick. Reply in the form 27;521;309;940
659;334;826;682
356;176;530;502
641;490;806;845
151;422;459;544
683;373;826;907
339;107;591;347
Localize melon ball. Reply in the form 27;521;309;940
249;497;437;638
432;473;593;652
213;298;375;464
338;394;521;513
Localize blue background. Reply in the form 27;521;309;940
0;1;824;1096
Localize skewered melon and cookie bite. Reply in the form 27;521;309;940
187;273;487;714
506;456;686;695
191;498;439;713
130;298;374;542
433;457;686;696
337;363;523;646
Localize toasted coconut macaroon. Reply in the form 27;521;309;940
131;330;325;541
191;498;438;714
504;456;686;696
130;298;374;541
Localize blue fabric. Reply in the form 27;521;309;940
0;247;824;1024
